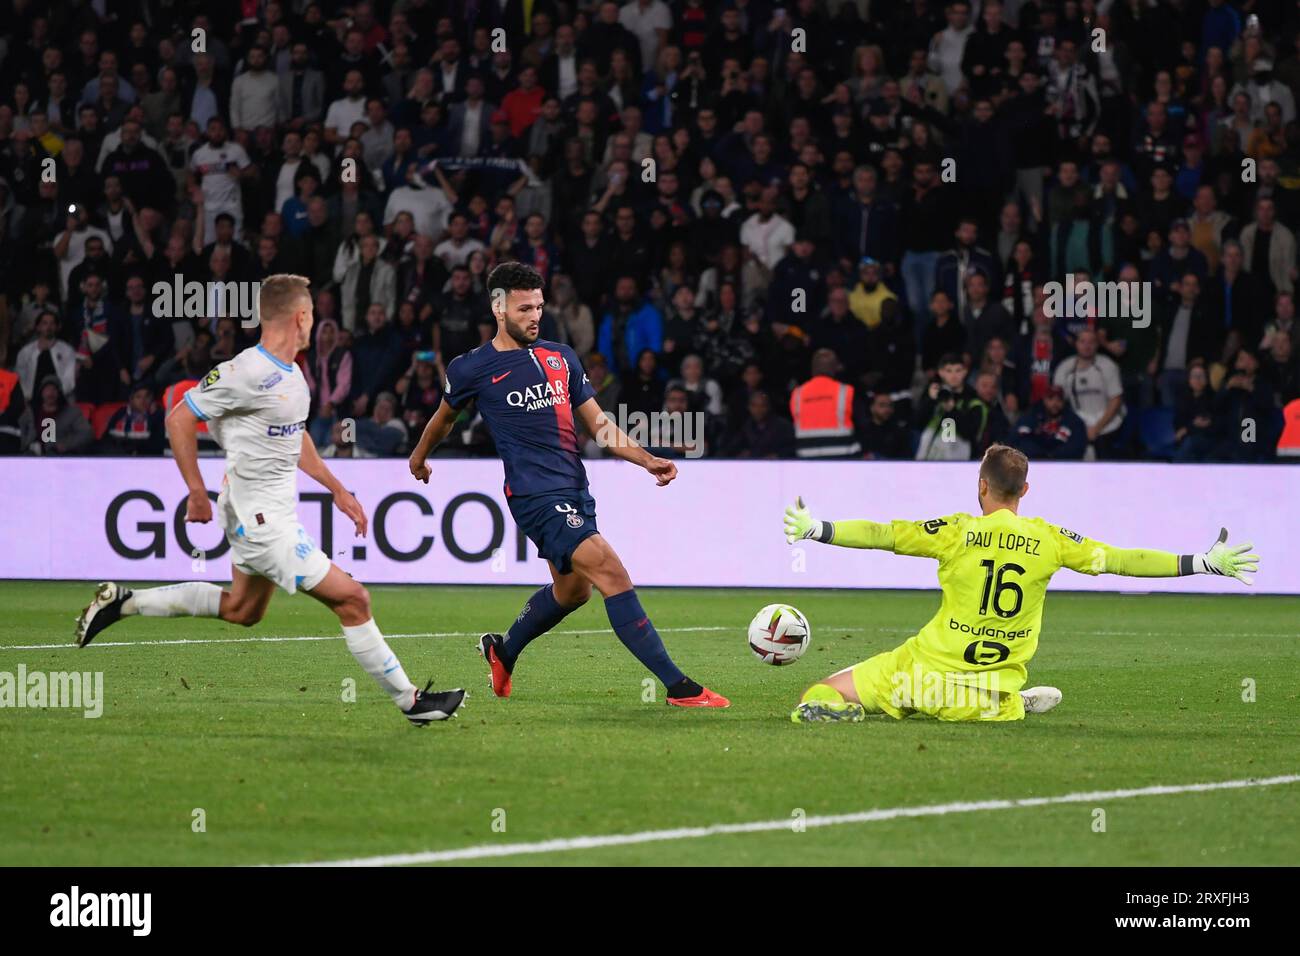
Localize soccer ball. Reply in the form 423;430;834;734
748;603;811;665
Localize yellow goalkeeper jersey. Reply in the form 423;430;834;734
888;508;1113;693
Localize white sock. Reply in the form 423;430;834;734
123;582;224;618
342;619;417;709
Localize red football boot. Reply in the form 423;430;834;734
667;686;731;708
477;633;513;698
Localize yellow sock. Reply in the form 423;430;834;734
800;683;846;706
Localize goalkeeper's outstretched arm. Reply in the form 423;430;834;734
783;497;897;550
1064;528;1260;584
784;498;1259;586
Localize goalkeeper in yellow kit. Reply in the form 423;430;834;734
783;445;1260;724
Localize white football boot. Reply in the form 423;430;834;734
1020;686;1063;714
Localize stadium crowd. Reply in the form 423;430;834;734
1;0;1299;463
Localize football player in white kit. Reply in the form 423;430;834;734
74;275;465;725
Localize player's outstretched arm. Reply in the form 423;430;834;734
1064;528;1259;585
299;431;367;537
165;400;213;524
783;497;896;550
575;398;677;486
408;399;459;484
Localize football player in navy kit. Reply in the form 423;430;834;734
409;262;729;708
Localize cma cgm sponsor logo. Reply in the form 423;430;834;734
507;379;568;411
104;490;536;563
267;420;307;437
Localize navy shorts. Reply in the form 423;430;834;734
507;488;600;574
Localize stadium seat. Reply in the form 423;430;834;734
1139;407;1177;461
75;401;95;424
163;379;208;435
92;402;126;439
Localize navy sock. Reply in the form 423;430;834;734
500;584;575;669
604;589;686;688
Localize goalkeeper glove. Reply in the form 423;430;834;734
784;496;825;544
1188;528;1260;584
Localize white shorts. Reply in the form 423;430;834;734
217;491;330;595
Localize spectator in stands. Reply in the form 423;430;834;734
340;234;396;332
962;269;1014;364
1100;262;1164;409
434;265;489;365
921;290;964;378
2;3;1296;464
15;311;77;401
349;303;402;419
739;185;794;273
668;353;723;418
70;273;122;402
302;318;352;448
1204;240;1269;354
1149;219;1209;296
1213;348;1277;462
1260;292;1297;352
598;275;663;375
20;375;93;455
1238;196;1296;298
102;382;164;455
1054;327;1128;458
655;384;705;459
726;389;794;459
916;353;979;461
1011;385;1088;461
355;391;408;457
858;392;912;461
1173;361;1218;463
935;217;997;318
397;356;443;440
812;287;870;382
1260;331;1300;407
970;370;1012;457
621;348;665;419
848;256;898;331
546;273;595;357
114;274;174;392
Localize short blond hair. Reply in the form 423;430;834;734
980;444;1029;499
258;274;312;324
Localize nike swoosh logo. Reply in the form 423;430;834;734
491;372;511;384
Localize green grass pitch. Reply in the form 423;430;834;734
1;580;1297;866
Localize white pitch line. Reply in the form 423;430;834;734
0;625;751;651
282;773;1300;867
1;625;1294;652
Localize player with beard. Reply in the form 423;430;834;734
409;262;729;708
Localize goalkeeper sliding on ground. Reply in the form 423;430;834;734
783;444;1260;724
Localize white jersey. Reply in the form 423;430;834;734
191;140;251;209
184;345;309;533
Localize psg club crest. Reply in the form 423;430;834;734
546;355;562;370
566;513;584;528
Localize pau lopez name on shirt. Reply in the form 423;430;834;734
507;379;568;411
964;530;1043;556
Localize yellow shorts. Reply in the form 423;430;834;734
846;642;1025;722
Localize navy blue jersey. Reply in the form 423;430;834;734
444;339;597;496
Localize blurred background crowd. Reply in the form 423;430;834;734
1;0;1299;462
